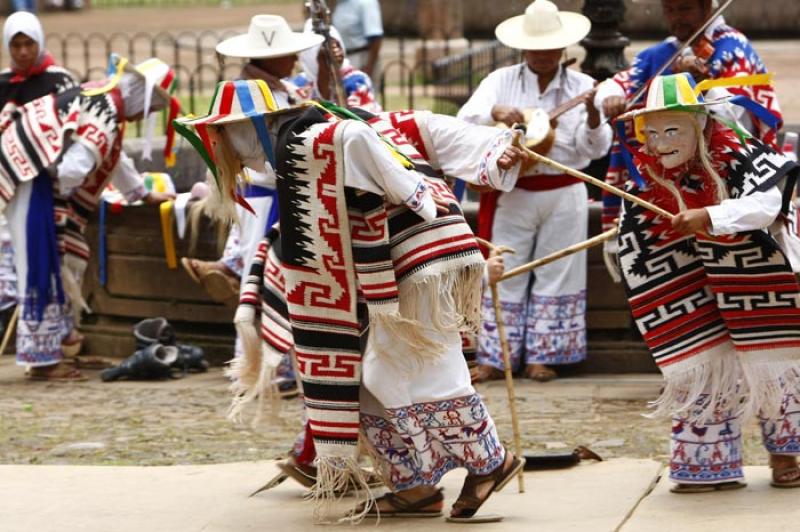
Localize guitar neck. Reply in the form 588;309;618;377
548;90;592;120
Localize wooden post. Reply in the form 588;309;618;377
0;305;19;356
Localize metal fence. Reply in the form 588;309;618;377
21;30;508;121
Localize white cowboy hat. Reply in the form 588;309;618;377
495;0;591;51
216;15;324;59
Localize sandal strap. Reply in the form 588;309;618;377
380;488;444;513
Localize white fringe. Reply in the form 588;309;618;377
61;254;90;325
226;305;283;425
739;355;800;420
305;457;375;525
647;348;743;423
370;264;484;364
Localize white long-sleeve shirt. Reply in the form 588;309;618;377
57;145;148;202
706;187;782;235
457;63;613;175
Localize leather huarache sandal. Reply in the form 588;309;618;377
276;459;317;489
27;363;87;382
471;364;505;384
670;481;746;494
448;452;523;522
771;466;800;488
525;364;557;382
364;488;444;518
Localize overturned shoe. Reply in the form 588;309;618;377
101;344;179;382
133;317;176;350
173;344;209;374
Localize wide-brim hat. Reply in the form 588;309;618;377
174;79;311;179
216;15;324;59
617;73;730;143
495;0;591;51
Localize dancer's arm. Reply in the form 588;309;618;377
342;121;437;221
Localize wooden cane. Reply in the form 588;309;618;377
0;305;19;356
500;227;618;282
486;244;526;493
516;143;675;221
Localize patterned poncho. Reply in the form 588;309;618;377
618;122;800;420
230;107;485;517
602;16;783;232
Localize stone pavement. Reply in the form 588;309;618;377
1;459;797;531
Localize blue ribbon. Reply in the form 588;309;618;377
453;179;466;203
614;120;647;189
237;183;280;237
99;200;108;287
233;80;276;169
25;171;65;322
728;95;781;130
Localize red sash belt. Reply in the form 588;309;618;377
515;173;580;191
476;174;578;249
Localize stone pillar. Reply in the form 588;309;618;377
579;0;630;81
417;0;464;40
415;0;469;81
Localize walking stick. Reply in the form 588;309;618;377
0;305;19;356
516;143;674;221
478;237;526;493
499;227;618;282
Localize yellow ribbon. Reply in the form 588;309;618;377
159;200;177;269
82;56;129;97
694;73;774;94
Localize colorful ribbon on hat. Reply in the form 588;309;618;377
159;200;178;269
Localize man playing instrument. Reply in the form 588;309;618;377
458;0;613;383
595;0;784;236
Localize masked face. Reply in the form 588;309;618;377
224;120;268;171
642;111;699;169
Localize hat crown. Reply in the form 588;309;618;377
645;73;703;110
522;0;563;36
205;79;278;121
244;15;296;54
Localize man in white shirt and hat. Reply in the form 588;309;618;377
458;0;613;384
182;15;324;303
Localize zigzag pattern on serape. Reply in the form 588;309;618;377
618;125;800;419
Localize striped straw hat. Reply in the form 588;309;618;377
618;73;729;143
174;79;308;177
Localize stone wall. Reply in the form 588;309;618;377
381;0;800;38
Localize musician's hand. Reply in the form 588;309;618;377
491;105;525;128
601;96;626;120
671;208;711;235
582;89;601;129
672;54;709;81
487;255;505;284
317;40;344;69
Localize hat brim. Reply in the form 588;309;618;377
216;32;324;59
616;96;732;122
121;61;179;109
495;12;591;50
176;102;313;128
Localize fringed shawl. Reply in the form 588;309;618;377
229;106;484;521
619;124;800;421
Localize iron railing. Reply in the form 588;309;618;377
10;31;506;121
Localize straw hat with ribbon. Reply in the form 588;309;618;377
174;79;314;212
616;72;779;144
495;0;591;51
216;15;324;59
84;55;182;167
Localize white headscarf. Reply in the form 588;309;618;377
3;12;44;61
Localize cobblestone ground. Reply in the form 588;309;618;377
0;361;774;468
